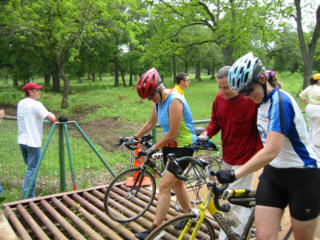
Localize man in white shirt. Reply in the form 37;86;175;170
17;82;56;198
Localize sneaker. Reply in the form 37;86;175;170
174;219;195;230
135;227;155;240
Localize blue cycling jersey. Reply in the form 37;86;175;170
257;88;319;168
156;91;196;147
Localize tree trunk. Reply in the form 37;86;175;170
52;67;60;92
195;61;201;81
303;60;313;87
294;1;320;88
91;71;96;82
78;76;82;83
172;55;177;84
120;67;126;86
114;56;119;87
61;64;70;109
99;73;102;81
13;77;18;87
129;60;133;86
211;64;215;80
44;72;51;86
184;61;189;73
222;47;234;66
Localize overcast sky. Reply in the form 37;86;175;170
284;0;317;31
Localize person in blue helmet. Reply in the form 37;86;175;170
216;52;320;240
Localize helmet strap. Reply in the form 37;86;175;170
159;91;163;102
262;82;268;102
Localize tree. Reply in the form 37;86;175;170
270;27;302;73
293;1;320;88
2;0;144;108
150;0;285;66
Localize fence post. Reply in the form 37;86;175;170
64;123;77;190
58;123;66;192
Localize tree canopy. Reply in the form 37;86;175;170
0;0;319;107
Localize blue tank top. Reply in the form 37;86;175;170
156;91;196;147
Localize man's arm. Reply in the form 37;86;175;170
45;112;56;122
203;99;220;138
0;109;5;120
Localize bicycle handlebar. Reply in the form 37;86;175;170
169;155;208;181
190;140;218;151
117;134;153;150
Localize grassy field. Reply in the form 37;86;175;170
0;71;307;202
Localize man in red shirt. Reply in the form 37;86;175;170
199;66;263;239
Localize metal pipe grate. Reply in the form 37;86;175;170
2;185;219;239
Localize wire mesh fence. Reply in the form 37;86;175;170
0;117;115;203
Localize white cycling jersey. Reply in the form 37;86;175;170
257;88;319;168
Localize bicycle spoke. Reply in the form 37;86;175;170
104;168;156;222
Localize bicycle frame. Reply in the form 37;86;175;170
180;183;254;240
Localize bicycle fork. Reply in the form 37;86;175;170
179;188;214;240
129;167;147;198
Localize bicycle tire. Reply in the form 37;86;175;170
145;213;216;240
184;164;208;202
104;168;156;222
197;155;222;171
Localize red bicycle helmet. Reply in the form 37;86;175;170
137;68;162;99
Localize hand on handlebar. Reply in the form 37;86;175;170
216;170;236;184
136;147;156;158
197;134;209;143
125;135;137;144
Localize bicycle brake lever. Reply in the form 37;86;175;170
124;142;138;150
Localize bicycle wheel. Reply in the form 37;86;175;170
104;168;156;222
184;156;221;203
197;156;222;171
146;213;216;240
183;163;208;204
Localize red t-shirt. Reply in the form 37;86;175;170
205;93;263;165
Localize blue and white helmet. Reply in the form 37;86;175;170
228;52;263;92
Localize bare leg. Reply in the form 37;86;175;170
291;215;318;240
173;179;191;213
153;171;177;226
255;205;283;240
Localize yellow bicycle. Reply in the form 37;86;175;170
145;156;292;240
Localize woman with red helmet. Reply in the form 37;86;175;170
133;68;196;239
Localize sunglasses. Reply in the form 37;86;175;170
265;70;276;79
239;81;256;96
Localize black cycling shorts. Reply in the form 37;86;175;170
256;164;320;221
162;146;194;176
